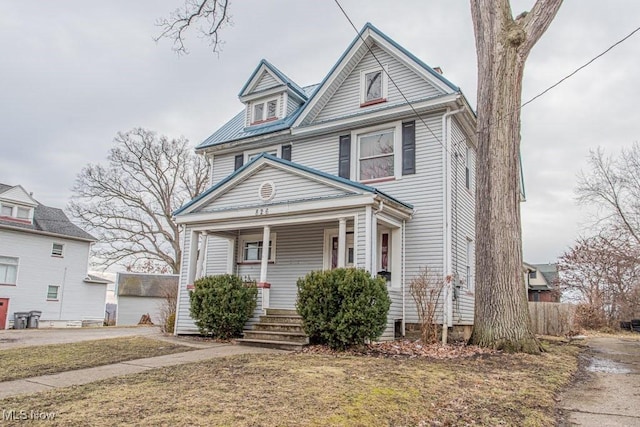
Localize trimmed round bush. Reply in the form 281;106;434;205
296;268;391;350
189;274;257;339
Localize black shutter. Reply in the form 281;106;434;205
339;135;351;179
402;121;416;175
234;154;244;170
281;144;292;161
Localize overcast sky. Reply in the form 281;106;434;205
1;1;639;265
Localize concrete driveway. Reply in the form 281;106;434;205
0;326;162;349
559;336;640;426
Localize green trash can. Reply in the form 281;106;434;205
13;312;29;329
27;311;42;328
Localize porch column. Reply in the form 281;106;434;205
226;236;236;275
187;230;200;285
195;232;208;279
337;217;347;268
259;225;271;310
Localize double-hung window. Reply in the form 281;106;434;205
358;128;395;181
47;285;60;300
251;98;279;124
0;256;18;285
238;234;276;263
1;204;13;217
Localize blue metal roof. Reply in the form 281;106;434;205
197;84;319;150
173;153;413;216
238;59;308;100
198;23;464;151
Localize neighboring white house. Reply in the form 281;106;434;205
115;272;178;326
173;23;477;341
0;183;107;329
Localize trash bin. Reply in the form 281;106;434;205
27;311;42;329
13;312;29;329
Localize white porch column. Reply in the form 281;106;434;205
337;217;347;268
226;236;236;275
187;230;200;285
259;225;271;310
195;232;208;279
370;213;378;274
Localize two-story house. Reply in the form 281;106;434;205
0;183;107;329
173;23;477;343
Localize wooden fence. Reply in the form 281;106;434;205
528;302;576;336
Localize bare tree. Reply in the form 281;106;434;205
559;232;640;327
69;128;209;273
469;0;563;353
156;0;232;55
577;143;640;245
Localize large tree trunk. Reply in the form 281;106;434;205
469;0;562;353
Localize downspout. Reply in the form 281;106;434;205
441;105;465;344
401;219;406;336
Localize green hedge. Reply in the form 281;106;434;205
296;268;390;350
189;275;257;339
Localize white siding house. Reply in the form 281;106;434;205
0;183;106;329
173;24;477;341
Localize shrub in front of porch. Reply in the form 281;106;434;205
296;268;390;350
189;275;257;339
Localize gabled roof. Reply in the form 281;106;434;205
174;153;413;216
0;182;96;242
196;84;319;151
0;184;38;206
293;22;460;128
239;59;308;100
116;273;178;298
532;263;559;285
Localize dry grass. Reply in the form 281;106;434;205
0;337;193;382
0;339;580;426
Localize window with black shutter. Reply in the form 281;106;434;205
281;144;292;161
234;154;244;171
402;121;415;175
338;135;351;179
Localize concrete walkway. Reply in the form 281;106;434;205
559;336;640;426
0;343;285;400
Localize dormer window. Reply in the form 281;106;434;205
0;203;31;222
251;97;279;124
360;66;388;107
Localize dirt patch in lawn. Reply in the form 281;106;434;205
0;336;193;382
0;340;580;426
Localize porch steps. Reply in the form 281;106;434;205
238;308;309;351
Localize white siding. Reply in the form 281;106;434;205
0;186;35;205
212;153;237;184
253;71;279;92
313;45;442;125
450;118;475;324
287;98;301;116
200;165;352;212
176;225;198;334
0;230;105;328
293;132;341;175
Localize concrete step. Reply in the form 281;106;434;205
243;330;309;344
237;338;306;352
253;322;305;333
265;308;298;316
259;315;303;325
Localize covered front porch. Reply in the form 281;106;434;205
173;153;413;339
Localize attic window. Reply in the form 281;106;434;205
0;204;31;222
0;205;12;217
360;66;388;107
16;207;29;220
251;97;279;124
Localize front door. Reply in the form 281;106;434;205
0;298;8;330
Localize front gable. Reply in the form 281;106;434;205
175;154;376;218
294;23;459;128
0;185;38;207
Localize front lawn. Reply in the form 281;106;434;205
0;337;193;382
0;340;580;426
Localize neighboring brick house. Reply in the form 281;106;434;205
0;183;107;328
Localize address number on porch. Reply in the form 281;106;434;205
255;208;269;216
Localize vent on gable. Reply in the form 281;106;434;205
258;181;276;202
